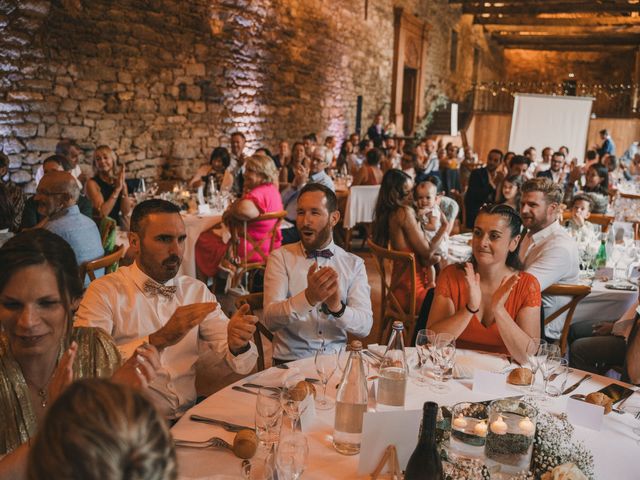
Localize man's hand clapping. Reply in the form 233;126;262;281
305;263;341;310
149;303;218;351
228;303;257;354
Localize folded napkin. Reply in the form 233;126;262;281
453;350;510;379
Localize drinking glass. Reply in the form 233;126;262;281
337;345;350;374
431;333;456;393
256;388;283;448
314;345;338;410
545;358;569;397
525;338;547;394
242;458;274;480
280;373;308;431
413;329;434;386
276;432;309;480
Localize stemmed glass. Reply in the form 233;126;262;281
276;432;309;480
280;373;308;431
413;329;434;386
526;338;547;394
255;388;283;448
544;358;569;397
539;348;562;401
431;333;456;393
314;345;338;410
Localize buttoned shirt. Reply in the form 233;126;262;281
519;220;580;339
263;241;373;361
75;263;257;418
309;170;335;191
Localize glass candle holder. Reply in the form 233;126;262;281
485;399;537;477
449;402;488;461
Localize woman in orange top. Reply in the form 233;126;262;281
428;204;540;364
353;148;384;186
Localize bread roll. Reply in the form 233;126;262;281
585;392;612;414
290;380;317;401
233;429;258;459
507;367;533;386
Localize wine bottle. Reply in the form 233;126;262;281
404;401;444;480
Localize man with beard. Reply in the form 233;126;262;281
464;149;504;228
228;131;250;195
263;183;373;362
76;199;258;419
537;151;568;187
519;178;579;340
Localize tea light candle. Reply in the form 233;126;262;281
474;420;488;437
490;415;508;435
518;416;535;435
453;415;468;429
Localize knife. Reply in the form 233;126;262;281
232;385;259;396
561;374;592;395
189;415;251;432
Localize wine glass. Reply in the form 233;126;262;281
276;432;309;480
242;458;274;480
413;329;434;386
255;388;283;448
545;358;569;397
314;345;338;410
280;373;308;432
525;338;546;394
431;333;456;393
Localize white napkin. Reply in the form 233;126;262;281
454;350;510;379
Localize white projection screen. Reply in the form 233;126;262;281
509;94;594;161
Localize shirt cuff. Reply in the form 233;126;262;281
225;342;258;375
117;336;149;360
289;289;316;317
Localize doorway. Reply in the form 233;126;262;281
402;66;417;135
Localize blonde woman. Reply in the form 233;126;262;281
86;145;133;223
195;154;283;278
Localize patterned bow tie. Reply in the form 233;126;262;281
306;249;334;259
143;280;177;299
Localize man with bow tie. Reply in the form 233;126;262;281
263;183;373;363
76;199;258;419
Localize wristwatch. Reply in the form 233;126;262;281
321;301;346;318
230;343;251;356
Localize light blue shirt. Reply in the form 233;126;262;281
45;205;104;286
263;241;373;361
309;170;335;191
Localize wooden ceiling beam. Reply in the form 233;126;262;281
494;32;640;46
484;25;640;34
461;3;640;15
502;44;638;51
474;15;640;27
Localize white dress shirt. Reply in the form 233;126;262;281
263;241;373;361
519;220;580;339
75;263;257;418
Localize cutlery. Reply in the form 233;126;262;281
305;377;320;384
232;385;259;396
363;350;382;364
561;374;591;395
189;415;251;432
243;383;281;392
175;436;233;450
274;363;289;369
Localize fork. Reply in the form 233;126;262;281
174;436;232;450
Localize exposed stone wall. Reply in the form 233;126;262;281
0;0;503;192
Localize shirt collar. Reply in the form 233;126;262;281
310;171;327;181
299;239;336;258
50;205;79;221
130;261;176;296
529;220;562;244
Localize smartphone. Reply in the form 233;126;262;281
598;383;635;404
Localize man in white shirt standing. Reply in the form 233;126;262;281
76;199;258;418
263;183;373;362
34;139;85;188
519;177;580;339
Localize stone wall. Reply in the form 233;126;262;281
0;0;503;192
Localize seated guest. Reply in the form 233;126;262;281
0;184;14;247
308;146;335;191
353;148;383;186
28;379;176;480
86;145;133;225
195;154;283;280
459;146;476;191
280;141;308;184
229;131;250;195
440;143;461;194
579;163;609;213
496;174;523;212
303;133;318;157
419;138;439;175
272;140;290;169
534;147;553;174
383;137;402;171
336;139;359;174
625;307;640;384
324;136;337;168
464;149;504;228
519;178;580;340
537;151;568;186
188;146;233;193
0;230;156;476
35;172;104;286
263;184;372;361
372;170;448;313
400;149;417;180
77;199;257;419
629;152;640;176
280;161;310;245
420;175;458;235
564;193;598;241
414;179;448;287
428;204;540;364
34;138;85;188
0;151;24;231
604;154;631;186
508;154;532;178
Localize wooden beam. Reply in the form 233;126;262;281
494;32;640;46
502;44;637;51
484;25;640;34
474;15;640;27
462;3;640;15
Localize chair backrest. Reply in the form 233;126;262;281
541;283;591;355
367;239;417;344
343;185;380;229
80;244;125;283
561;211;615;233
230;210;288;268
234;293;272;372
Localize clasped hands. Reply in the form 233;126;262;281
463;262;520;314
304;263;342;312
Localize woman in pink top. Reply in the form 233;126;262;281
195;154;283;278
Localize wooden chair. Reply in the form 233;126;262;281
542;283;591;356
367;239;418;345
234;293;273;372
80;244;125;283
561;211;615;233
227;211;287;291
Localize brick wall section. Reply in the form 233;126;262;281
0;0;502;192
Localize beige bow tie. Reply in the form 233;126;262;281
143;280;177;299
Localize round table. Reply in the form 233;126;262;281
171;349;640;479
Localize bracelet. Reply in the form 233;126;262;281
465;303;480;314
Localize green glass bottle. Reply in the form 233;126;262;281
594;239;607;269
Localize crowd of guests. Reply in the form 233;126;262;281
1;118;639;478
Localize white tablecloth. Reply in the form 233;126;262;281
342;186;380;229
116;211;222;278
172;350;640;479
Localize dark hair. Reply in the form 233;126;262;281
358;139;370;152
599;129;608;136
230;131;246;140
424;174;443;193
44;154;72;172
572;193;593;211
585;163;609;194
209;147;230;168
299;183;337;213
552;151;565;159
255;147;274;159
510;155;531;167
524;146;536;156
475;204;524;270
55;139;78;158
496;174;524;206
303;133;317;143
372;169;412;246
559;145;569;154
366;148;383;166
0;230;83;345
0;183;15;230
488;149;503;161
130;199;181;234
605;154;618;171
586;150;598;161
28;379;177;480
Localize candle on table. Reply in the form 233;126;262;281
518;416;535;435
474;420;488;437
452;415;468;429
490;415;508;435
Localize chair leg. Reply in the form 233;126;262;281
345;228;352;252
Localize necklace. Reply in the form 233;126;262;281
25;377;51;408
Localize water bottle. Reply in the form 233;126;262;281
208;174;217;199
404;401;444;480
594;237;607;269
333;341;368;455
377;321;408;410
